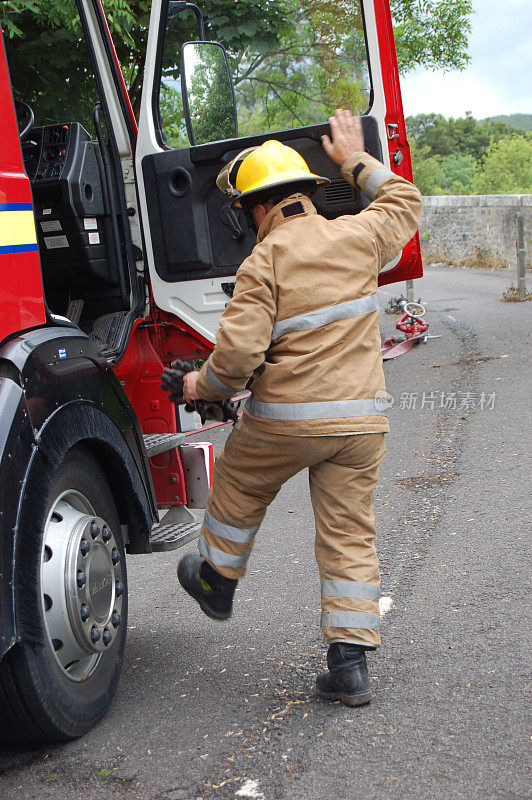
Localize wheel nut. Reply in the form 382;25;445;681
102;629;112;646
77;570;87;587
111;611;121;628
90;521;100;539
102;525;112;542
90;626;101;643
80;538;90;556
80;603;90;622
111;548;120;565
115;581;124;597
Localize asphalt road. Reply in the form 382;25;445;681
1;266;530;800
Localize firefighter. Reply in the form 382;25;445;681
176;109;422;707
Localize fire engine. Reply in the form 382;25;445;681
0;0;422;743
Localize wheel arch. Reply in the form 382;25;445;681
12;403;152;647
38;403;156;554
0;327;157;659
0;371;34;660
83;435;149;550
1;326;157;549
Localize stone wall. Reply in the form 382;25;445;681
419;195;532;269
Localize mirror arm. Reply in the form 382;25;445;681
170;1;206;39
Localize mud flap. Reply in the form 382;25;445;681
178;442;214;508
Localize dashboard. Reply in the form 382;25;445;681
22;123;90;183
20;121;119;292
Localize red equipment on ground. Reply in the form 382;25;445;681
381;299;434;361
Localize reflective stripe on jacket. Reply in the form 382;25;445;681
196;151;422;435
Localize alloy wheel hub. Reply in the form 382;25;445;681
41;492;124;680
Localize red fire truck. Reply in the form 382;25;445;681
0;0;421;743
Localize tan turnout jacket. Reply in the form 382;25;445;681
196;150;422;435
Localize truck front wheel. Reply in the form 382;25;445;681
0;445;128;744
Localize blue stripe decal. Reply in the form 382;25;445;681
0;244;38;255
0;203;33;212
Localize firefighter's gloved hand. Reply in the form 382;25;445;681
160;359;195;404
160;361;238;425
193;399;239;425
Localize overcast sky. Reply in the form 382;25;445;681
399;0;532;120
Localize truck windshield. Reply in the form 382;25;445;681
1;0;100;137
159;0;371;149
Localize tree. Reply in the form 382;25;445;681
0;0;104;133
410;146;477;196
406;112;527;162
473;136;532;195
232;0;371;135
408;115;532;195
438;153;476;195
484;114;532;133
389;0;472;73
183;44;237;145
409;142;442;195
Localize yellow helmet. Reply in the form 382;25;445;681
216;140;329;207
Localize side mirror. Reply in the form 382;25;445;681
181;41;238;146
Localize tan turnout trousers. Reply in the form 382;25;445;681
199;415;386;648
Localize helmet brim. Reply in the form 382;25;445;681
232;174;330;208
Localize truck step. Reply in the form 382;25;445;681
149;519;201;552
143;432;185;457
90;311;129;355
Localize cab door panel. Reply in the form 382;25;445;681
136;0;422;343
141;117;383;284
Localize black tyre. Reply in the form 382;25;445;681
0;445;128;744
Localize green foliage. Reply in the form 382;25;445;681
157;0;371;143
232;0;371;136
473;137;532;195
0;0;102;132
124;0;296;116
483;114;532;133
389;0;473;73
408;113;532;195
0;0;149;121
409;142;442;195
184;43;236;145
406;112;527;161
159;83;188;149
438;153;477;195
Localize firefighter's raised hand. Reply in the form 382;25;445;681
321;109;365;166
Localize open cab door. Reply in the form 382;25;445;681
136;0;422;345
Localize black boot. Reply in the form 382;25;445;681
177;554;237;621
316;643;372;707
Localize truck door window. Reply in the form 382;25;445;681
1;0;100;137
158;0;371;149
